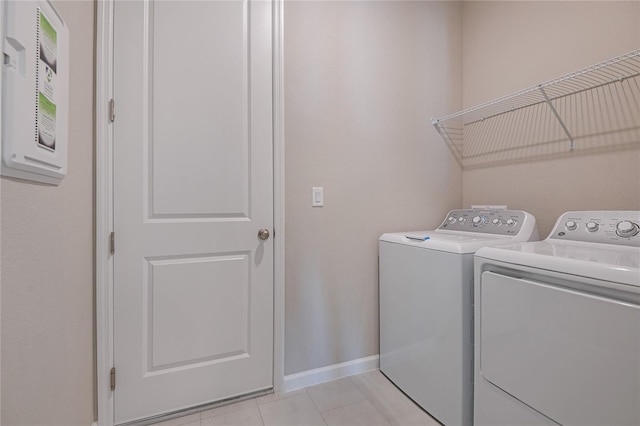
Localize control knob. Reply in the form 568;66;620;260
492;218;501;226
616;221;640;238
447;216;456;224
472;216;485;226
586;221;599;232
565;220;578;231
506;218;517;227
458;217;466;224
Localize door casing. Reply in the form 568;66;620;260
94;1;286;425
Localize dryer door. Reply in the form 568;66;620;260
479;271;640;426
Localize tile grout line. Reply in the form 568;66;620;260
305;385;332;426
256;397;266;426
307;375;390;426
320;397;392;426
302;387;328;426
364;398;392;426
349;371;402;425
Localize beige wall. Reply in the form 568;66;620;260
0;1;95;425
1;1;637;423
284;1;463;375
462;1;640;236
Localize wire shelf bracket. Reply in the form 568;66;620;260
539;85;575;150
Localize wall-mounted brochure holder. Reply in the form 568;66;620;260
1;0;69;185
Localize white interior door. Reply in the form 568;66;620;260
112;1;273;423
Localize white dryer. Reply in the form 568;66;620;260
474;211;640;426
379;209;538;426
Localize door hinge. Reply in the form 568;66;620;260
110;232;115;255
109;98;115;122
110;367;116;391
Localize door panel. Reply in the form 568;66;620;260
147;254;250;369
151;1;249;217
113;1;273;423
480;271;640;426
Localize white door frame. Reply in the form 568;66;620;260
95;1;285;425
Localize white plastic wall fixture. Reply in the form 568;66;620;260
1;0;69;185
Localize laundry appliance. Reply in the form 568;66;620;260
473;210;640;426
379;208;538;426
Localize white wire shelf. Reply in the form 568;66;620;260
432;49;640;170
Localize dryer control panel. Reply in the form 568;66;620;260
438;209;532;236
549;211;640;247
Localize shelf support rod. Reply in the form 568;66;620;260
539;85;575;150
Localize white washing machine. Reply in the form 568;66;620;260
379;209;538;426
474;211;640;426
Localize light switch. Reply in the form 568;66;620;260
312;187;324;207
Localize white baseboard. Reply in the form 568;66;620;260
282;354;379;392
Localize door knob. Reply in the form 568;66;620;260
258;229;270;241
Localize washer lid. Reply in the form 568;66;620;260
476;241;640;287
380;231;522;254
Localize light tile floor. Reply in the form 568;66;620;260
150;370;441;426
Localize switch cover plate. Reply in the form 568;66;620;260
312;187;323;207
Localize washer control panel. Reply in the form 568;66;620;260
438;209;528;236
549;211;640;247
